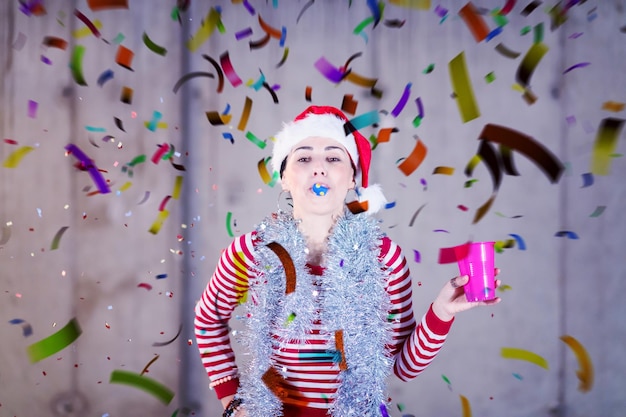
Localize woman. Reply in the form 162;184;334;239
194;105;501;417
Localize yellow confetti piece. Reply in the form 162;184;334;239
149;210;169;235
560;335;594;392
449;51;480;123
501;347;549;369
516;42;549;92
186;8;221;52
388;0;431;9
172;175;183;200
590;118;624;176
2;146;34;168
118;181;132;192
143;121;168;130
72;19;103;38
257;157;279;186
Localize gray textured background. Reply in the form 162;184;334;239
1;1;624;416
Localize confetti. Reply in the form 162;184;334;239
186;8;221;52
109;370;174;404
27;318;82;363
66;143;111;193
501;347;548;369
86;0;128;11
397;138;427;176
172;72;215;94
50;226;70;250
225;211;235;237
563;62;590;74
560;335;594;392
515;42;549;98
115;45;135;71
590;118;624;176
2;146;34;168
220;51;243;88
589;206;606;218
9;318;33;337
142;32;167;56
460;395;472;417
69;45;88;86
267;242;297;294
555;230;579;239
449;51;480;123
152;323;183;347
459;2;490;42
140;354;160;375
74;9;101;38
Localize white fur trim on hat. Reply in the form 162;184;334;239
271;113;359;174
357;183;388;214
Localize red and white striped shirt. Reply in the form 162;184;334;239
195;231;453;416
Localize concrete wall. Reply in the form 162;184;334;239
1;1;624;416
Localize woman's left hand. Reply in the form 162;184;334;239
431;268;502;322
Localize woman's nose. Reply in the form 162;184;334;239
312;161;326;176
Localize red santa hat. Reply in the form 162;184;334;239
272;105;387;214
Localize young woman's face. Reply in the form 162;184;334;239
281;136;356;219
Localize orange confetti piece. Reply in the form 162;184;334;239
433;166;455;175
341;94;358;115
115;45;134;71
459;2;490;42
560;335;594;392
602;101;625;112
460;395;472;417
87;0;128;11
266;242;296;294
397;139;427;176
334;330;348;371
262;367;288;399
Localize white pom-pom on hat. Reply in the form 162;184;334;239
272;105;387;214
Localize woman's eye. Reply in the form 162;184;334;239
297;156;310;163
327;156;341;162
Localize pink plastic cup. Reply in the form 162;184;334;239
454;241;496;302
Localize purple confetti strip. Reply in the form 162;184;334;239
434;4;448;18
235;27;253;40
27;100;38;118
65;143;111;194
391;83;412;117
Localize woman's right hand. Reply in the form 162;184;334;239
221;395;247;417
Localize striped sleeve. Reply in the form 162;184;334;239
194;231;258;398
379;237;454;381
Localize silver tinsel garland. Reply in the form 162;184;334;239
236;210;394;417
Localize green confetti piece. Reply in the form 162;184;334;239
485;72;496;83
128;154;146;167
27;318;82;363
109;369;175;405
50;226;69;250
412;116;422;127
69;45;88;86
589;206;606;217
245;131;266;149
225;211;234;237
533;22;544;44
423;63;435;74
520;26;531;35
442;374;451;385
